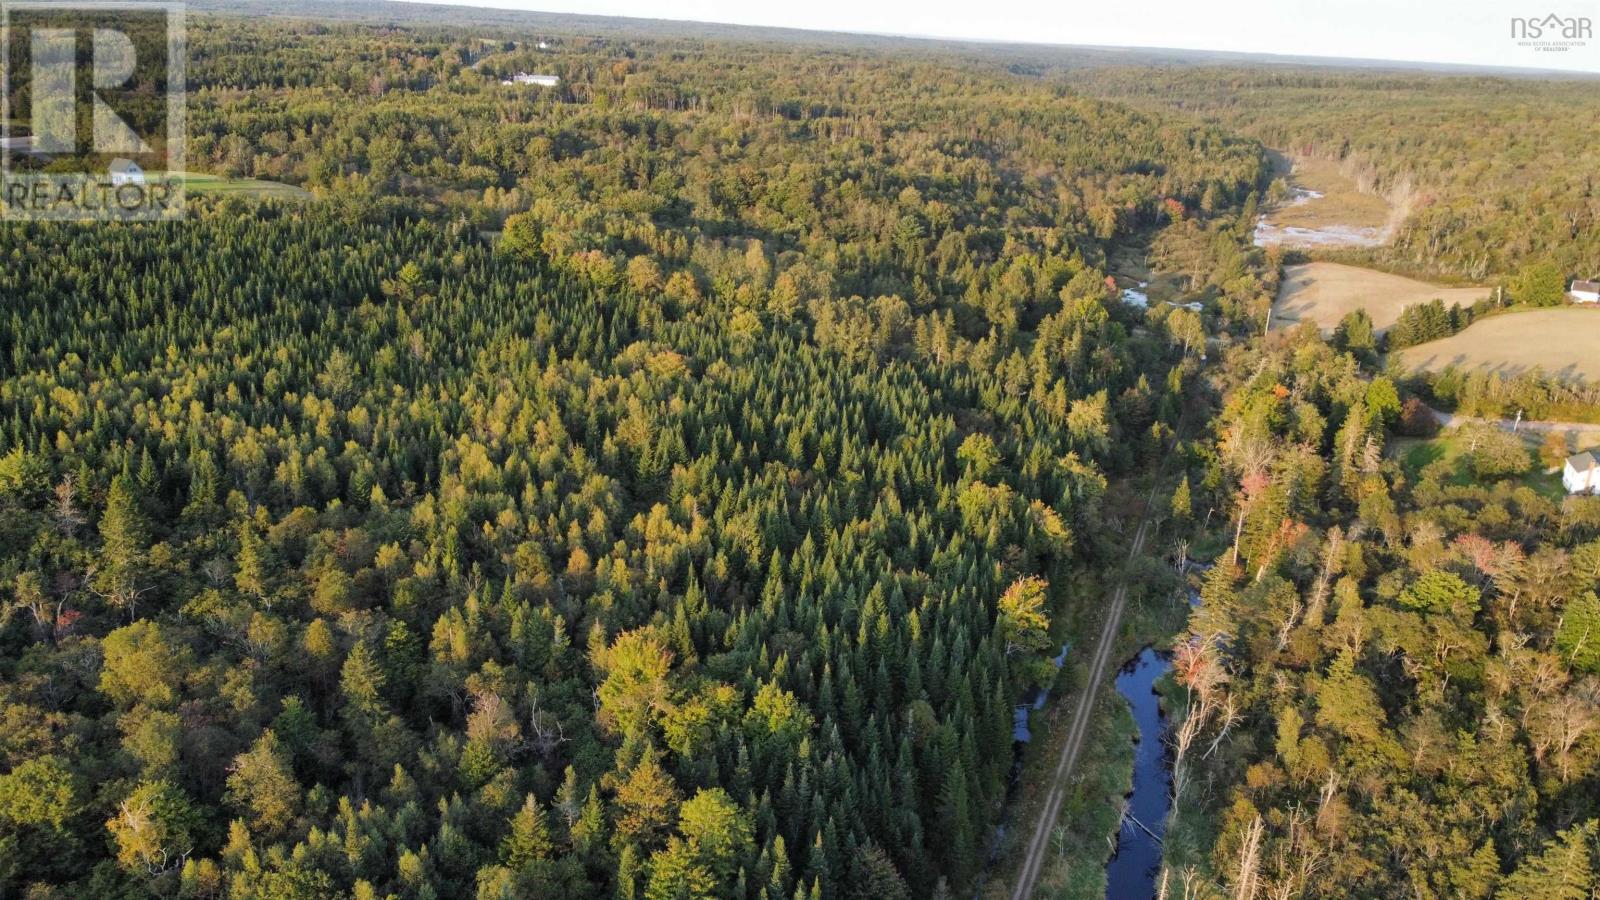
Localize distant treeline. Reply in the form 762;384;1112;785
1069;67;1600;283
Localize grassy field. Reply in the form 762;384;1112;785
1272;261;1488;334
1390;426;1600;500
154;171;312;200
1393;432;1544;496
1269;155;1391;231
1394;307;1600;383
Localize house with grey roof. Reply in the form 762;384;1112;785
1566;451;1600;495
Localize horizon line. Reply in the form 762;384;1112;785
385;0;1600;77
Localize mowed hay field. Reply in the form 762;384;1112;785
1394;308;1600;383
1272;262;1488;334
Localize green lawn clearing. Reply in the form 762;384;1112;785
153;171;312;201
1392;430;1571;500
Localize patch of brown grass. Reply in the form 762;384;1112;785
1272;262;1487;334
1395;308;1600;383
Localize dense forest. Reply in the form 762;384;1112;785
1159;328;1600;897
8;5;1598;899
0;9;1270;899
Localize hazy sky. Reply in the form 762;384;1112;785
400;0;1600;73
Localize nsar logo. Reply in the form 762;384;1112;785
1509;13;1593;53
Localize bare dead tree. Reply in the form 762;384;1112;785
1264;808;1325;900
1274;595;1303;654
1234;814;1265;900
145;845;193;878
114;793;193;878
53;474;86;536
1224;424;1277;569
1315;769;1342;837
84;560;156;622
1170;635;1230;804
1303;526;1346;627
1545;679;1600;782
1203;695;1241;760
3;571;67;643
525;689;569;762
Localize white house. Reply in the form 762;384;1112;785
1566;451;1600;495
1570;280;1600;304
109;158;145;187
501;73;559;87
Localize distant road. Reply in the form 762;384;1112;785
1009;491;1158;900
1428;405;1600;435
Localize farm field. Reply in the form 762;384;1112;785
1395;307;1600;383
1271;261;1487;334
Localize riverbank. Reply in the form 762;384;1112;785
983;541;1190;898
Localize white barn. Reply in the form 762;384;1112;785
1571;280;1600;304
109;158;145;186
1566;451;1600;495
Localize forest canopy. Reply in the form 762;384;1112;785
0;9;1265;899
7;4;1595;899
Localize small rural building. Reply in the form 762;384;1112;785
109;158;145;186
501;73;560;87
1566;451;1600;495
1571;280;1600;303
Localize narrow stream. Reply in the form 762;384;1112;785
1104;648;1173;899
1105;579;1202;899
1012;643;1071;742
982;574;1200;899
976;643;1071;895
